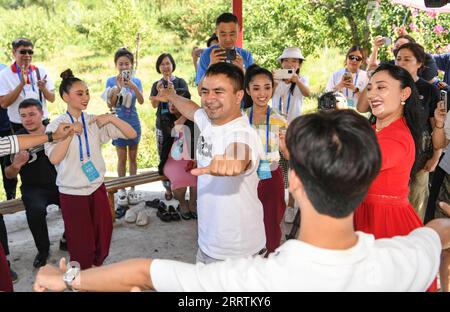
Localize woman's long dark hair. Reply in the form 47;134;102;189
371;63;426;180
243;64;274;109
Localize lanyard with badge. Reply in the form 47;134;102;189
344;70;359;107
66;112;100;182
250;106;272;180
278;92;291;118
16;64;35;97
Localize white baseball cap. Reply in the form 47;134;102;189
277;47;305;61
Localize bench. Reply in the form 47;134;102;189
0;171;166;223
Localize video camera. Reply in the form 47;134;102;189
424;0;449;7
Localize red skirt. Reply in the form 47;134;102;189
0;243;13;292
354;194;437;291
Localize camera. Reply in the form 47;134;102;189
424;0;448;8
273;69;294;80
440;90;448;112
225;49;236;61
382;37;392;46
121;70;132;81
162;79;168;88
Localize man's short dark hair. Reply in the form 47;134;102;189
12;38;33;50
216;13;239;26
286;110;381;218
204;62;244;93
156;53;176;74
18;98;42;112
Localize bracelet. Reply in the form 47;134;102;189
435;124;444;129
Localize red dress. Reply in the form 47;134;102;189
354;117;436;291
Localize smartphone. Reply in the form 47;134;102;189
273;69;295;80
383;37;392;46
440;90;448;112
343;72;353;82
121;70;132;81
162;79;168;88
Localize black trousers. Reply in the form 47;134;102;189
424;160;446;224
0;215;9;256
21;185;60;253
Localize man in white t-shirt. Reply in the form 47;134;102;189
0;38;55;132
160;62;265;262
34;110;450;292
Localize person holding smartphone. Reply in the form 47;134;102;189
150;53;189;202
195;13;254;92
326;46;369;108
104;48;144;210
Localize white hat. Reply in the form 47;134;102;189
277;47;305;61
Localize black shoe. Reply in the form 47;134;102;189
177;206;192;220
156;202;171;222
59;238;68;251
145;198;160;209
115;205;128;219
7;261;18;283
33;252;49;268
168;205;181;221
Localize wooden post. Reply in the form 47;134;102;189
108;191;116;223
232;0;243;48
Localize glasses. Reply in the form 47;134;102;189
348;55;362;62
18;50;33;55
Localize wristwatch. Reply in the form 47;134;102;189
46;131;53;143
63;263;80;291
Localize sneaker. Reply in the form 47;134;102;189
128;191;144;205
117;189;128;206
8;261;18;283
284;206;296;224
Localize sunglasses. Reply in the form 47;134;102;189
348;55;362;62
18;50;34;55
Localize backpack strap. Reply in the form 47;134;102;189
34;67;43;104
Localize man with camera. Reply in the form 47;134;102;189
0;38;55;133
4;99;64;269
194;13;254;90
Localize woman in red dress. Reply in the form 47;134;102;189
354;63;437;291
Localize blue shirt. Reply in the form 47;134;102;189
433;53;450;85
105;76;142;121
195;45;254;85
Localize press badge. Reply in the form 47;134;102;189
257;160;272;180
347;99;354;107
82;160;100;182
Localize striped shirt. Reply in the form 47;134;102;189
0;135;19;157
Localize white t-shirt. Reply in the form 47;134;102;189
272;76;308;123
0;64;54;123
326;68;369;108
194;109;265;260
151;227;441;292
45;113;126;196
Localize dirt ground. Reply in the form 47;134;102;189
5;182;292;292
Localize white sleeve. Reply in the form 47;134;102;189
386;227;441;291
357;71;369;90
193;109;209;132
151;256;271;292
300;75;309;86
0;135;19;157
99;122;127;144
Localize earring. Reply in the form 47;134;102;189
401;100;405;106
